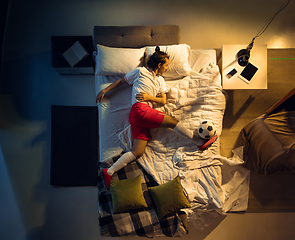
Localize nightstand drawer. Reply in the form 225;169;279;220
54;67;94;75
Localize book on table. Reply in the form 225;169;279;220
62;41;89;67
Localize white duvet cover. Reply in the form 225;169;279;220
95;49;218;162
95;49;250;225
119;64;225;184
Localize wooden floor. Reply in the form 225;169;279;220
219;48;295;158
218;48;295;213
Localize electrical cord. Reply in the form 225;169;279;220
248;0;291;50
237;0;291;66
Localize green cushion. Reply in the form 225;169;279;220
110;175;148;214
148;176;191;219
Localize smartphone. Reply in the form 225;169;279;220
226;68;237;79
238;63;258;84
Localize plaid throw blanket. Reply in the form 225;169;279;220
97;152;188;237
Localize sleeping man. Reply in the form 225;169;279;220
96;46;198;188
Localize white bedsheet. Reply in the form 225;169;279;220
95;49;217;162
95;49;250;225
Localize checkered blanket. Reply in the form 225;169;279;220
97;152;188;237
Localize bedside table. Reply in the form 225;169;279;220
220;44;267;92
51;36;95;75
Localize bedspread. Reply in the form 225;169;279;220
98;154;188;237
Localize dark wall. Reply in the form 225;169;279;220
0;0;9;82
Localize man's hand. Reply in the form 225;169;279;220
136;92;166;105
96;90;106;103
136;92;150;102
95;77;127;103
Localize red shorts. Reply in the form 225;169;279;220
129;102;165;141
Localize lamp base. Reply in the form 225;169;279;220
237;49;250;67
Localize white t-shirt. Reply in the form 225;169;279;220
124;67;168;106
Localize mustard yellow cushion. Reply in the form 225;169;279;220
148;176;191;219
110;175;148;214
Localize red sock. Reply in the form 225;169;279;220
102;169;112;189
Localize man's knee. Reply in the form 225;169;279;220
162;115;178;128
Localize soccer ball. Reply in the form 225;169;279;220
197;121;217;139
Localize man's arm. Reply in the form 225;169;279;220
96;77;127;103
136;92;167;105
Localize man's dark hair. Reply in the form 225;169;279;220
147;46;169;70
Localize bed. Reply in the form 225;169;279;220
94;25;250;237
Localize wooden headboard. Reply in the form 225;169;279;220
93;25;180;48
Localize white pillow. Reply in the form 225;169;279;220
145;44;191;79
95;44;146;75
